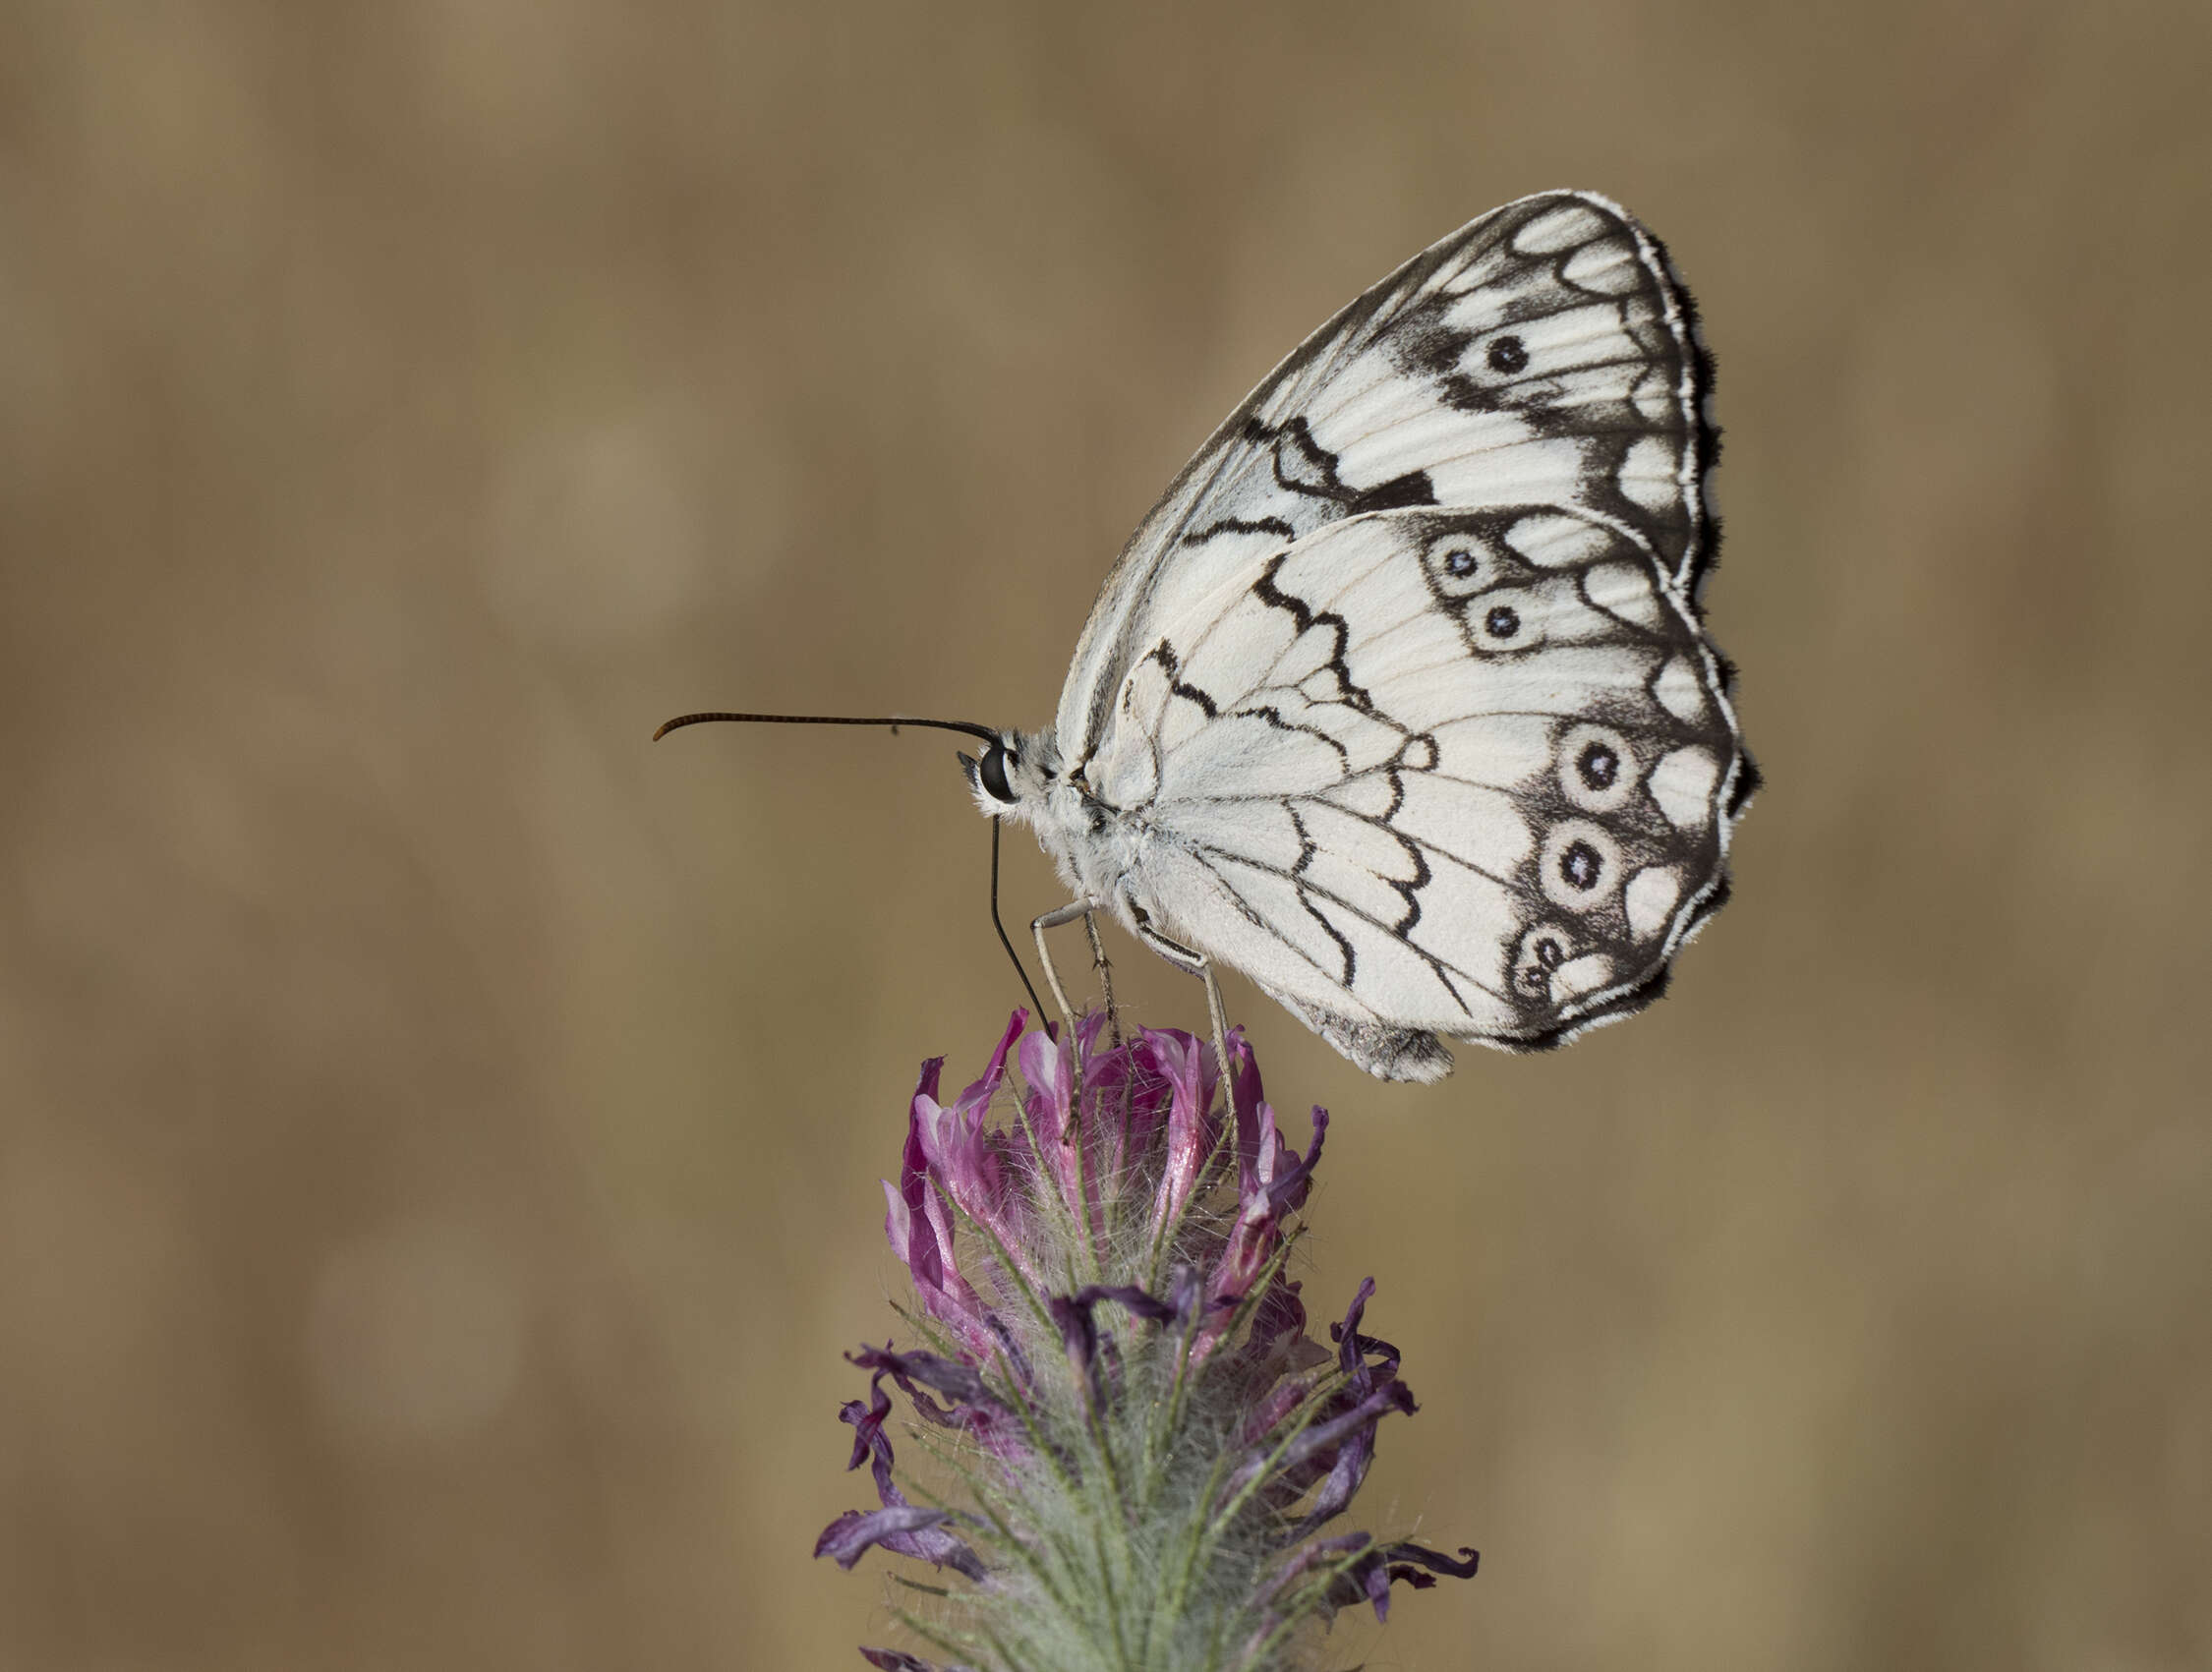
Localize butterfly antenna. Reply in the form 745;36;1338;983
653;707;1047;1016
653;711;1001;745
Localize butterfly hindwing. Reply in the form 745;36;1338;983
1058;191;1716;771
1088;503;1744;1073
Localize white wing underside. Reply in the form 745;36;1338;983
1045;192;1750;1078
1058;192;1717;756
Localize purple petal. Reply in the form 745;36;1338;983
948;1010;1026;1120
1239;1368;1323;1450
1228;1030;1267;1188
1312;1545;1401;1623
1222;1378;1415;1503
916;1013;1024;1226
1337;1321;1402;1380
1380;1540;1481;1580
1209;1107;1330;1324
902;1019;1026;1300
881;1177;916;1269
848;1344;1005;1412
1333;1326;1401;1392
841;1370;894;1473
1290;1415;1373;1536
1087;1029;1172;1153
837;1361;922;1507
1261;1105;1327;1218
1071;1027;1146;1184
1280;1378;1417;1472
827;1416;986;1579
1364;1550;1396;1619
858;1651;980;1672
880;1181;998;1357
1018;1025;1072;1148
814;1504;986;1580
1144;1028;1215;1230
1243;1277;1308;1362
1310;1536;1481;1622
1238;1091;1322;1221
1074;1008;1114;1058
1332;1277;1376;1378
1051;1282;1180;1377
899;1059;947;1286
919;1184;967;1296
900;1387;1016;1458
1075;1282;1180;1326
1048;1294;1096;1378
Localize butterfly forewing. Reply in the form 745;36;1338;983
1057;191;1716;768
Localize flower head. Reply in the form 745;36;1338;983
819;1010;1477;1670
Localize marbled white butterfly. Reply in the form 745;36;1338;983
663;191;1754;1082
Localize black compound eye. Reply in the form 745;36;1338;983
1558;839;1602;892
1486;334;1529;375
1578;741;1619;790
1484;605;1521;639
978;741;1016;803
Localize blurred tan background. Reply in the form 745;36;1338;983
3;3;2208;1668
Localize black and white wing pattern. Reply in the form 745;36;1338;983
1089;505;1747;1076
1064;192;1750;1079
1057;190;1717;764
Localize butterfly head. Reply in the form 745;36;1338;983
959;727;1058;821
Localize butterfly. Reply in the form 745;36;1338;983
665;191;1753;1082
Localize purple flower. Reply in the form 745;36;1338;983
819;1009;1478;1669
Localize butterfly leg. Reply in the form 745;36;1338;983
1083;911;1122;1046
1030;899;1098;1036
1131;913;1234;1106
